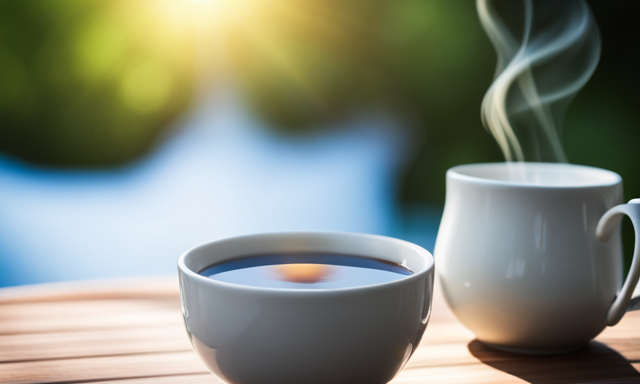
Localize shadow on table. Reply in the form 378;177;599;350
468;339;640;383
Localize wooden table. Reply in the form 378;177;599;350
2;277;640;384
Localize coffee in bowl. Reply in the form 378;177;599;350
199;252;413;289
178;232;433;384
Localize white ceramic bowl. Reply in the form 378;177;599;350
178;232;434;384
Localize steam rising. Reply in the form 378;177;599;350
478;0;601;162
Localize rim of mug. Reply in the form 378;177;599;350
447;162;622;189
178;231;433;295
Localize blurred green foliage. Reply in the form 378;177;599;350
231;0;503;204
0;0;638;207
0;0;196;166
232;0;640;206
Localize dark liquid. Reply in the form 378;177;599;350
199;252;412;289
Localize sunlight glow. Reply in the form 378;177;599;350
80;0;363;118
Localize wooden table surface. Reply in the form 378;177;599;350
2;277;640;384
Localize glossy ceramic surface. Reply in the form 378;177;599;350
178;232;434;384
435;162;640;353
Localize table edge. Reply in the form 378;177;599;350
0;276;179;303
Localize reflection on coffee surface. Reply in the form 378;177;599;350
199;252;412;289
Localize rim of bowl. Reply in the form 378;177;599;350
177;231;433;295
447;162;622;189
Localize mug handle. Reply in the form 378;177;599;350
596;198;640;326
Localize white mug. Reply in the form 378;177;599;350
435;162;640;354
178;232;434;384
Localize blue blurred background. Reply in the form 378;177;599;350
0;0;638;286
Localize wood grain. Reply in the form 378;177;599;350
1;278;639;384
0;327;191;362
0;277;178;304
76;374;224;384
0;351;209;384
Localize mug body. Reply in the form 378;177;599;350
178;232;434;384
435;163;623;353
